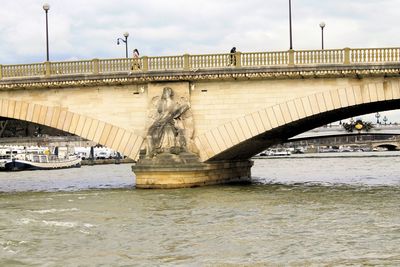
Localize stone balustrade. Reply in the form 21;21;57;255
0;47;399;80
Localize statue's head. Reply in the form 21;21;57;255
161;87;173;99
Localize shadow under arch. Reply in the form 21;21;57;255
0;99;143;160
374;144;399;151
196;81;400;162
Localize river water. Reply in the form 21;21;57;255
1;152;400;266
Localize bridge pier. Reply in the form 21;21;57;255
132;83;253;188
133;154;253;189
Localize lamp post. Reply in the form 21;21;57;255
383;115;388;125
375;112;381;124
43;3;50;61
117;32;129;58
319;22;325;50
289;0;293;50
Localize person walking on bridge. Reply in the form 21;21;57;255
132;48;141;70
230;47;236;66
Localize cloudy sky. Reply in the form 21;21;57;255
0;0;399;122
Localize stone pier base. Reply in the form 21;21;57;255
133;154;253;189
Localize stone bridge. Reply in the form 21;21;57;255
1;47;400;188
290;124;400;150
371;140;400;150
291;125;400;141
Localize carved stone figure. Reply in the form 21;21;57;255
145;87;193;158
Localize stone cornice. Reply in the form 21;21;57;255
1;63;400;89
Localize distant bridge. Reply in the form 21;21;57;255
290;124;400;140
289;124;400;150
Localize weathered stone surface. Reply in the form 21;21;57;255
137;152;202;167
133;160;253;189
144;87;193;158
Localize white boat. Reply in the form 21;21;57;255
257;148;291;157
1;153;81;171
269;149;291;156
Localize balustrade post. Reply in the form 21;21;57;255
92;59;100;74
183;54;190;71
45;61;51;77
142;56;149;71
344;47;350;64
0;65;2;79
289;49;295;66
235;52;242;68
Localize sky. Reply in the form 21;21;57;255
0;0;399;122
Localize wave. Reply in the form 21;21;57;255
29;208;79;214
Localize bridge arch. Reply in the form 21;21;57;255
374;144;398;151
195;80;400;161
0;99;143;159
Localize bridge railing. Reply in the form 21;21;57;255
148;55;184;70
1;47;399;80
350;47;400;63
189;53;231;69
99;58;132;73
1;63;45;78
50;60;94;75
294;49;344;65
241;51;289;66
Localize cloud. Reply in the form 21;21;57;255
0;0;399;121
1;0;399;62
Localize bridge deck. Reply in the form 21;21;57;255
1;47;400;82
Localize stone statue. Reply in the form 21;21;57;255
145;87;193;158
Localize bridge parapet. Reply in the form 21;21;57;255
1;47;400;80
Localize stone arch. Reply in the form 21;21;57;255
374;144;398;151
0;99;144;160
195;80;400;161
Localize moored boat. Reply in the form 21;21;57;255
268;148;291;156
255;148;291;157
1;153;81;171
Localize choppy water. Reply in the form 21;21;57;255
0;152;400;266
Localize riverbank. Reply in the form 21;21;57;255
253;151;400;159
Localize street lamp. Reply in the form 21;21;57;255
43;3;50;61
117;32;129;58
375;112;381;124
319;22;325;50
383;115;388;125
289;0;293;50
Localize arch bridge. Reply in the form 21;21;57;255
289;125;400;150
290;124;400;141
1;47;400;188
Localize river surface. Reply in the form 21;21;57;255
0;152;399;266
